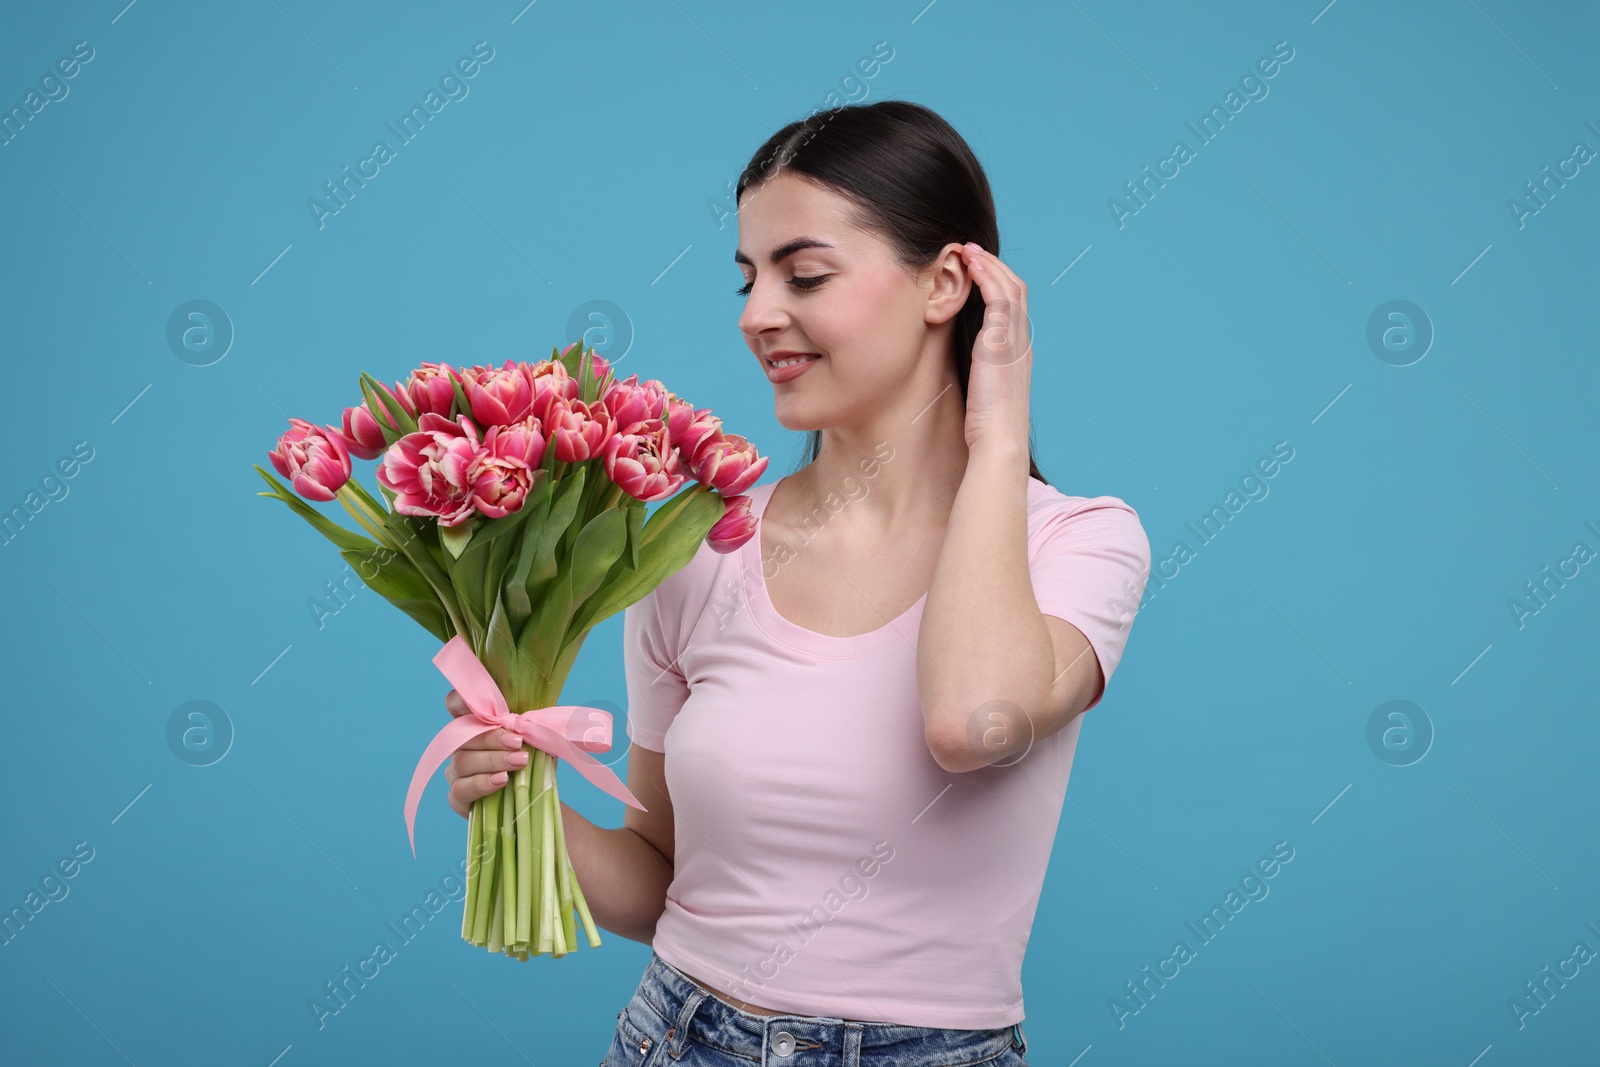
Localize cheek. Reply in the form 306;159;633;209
816;277;917;373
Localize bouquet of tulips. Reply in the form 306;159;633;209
254;341;766;959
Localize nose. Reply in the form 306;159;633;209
737;278;791;340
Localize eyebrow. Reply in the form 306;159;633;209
733;237;836;267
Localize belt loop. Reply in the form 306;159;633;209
1010;1022;1027;1053
843;1021;862;1067
666;988;707;1060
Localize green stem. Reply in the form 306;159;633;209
486;851;505;953
344;477;390;523
551;764;577;953
335;490;389;545
515;754;535;948
471;790;500;945
501;771;517;950
569;847;601;948
539;755;558;954
462;795;482;941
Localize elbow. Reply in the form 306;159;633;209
925;724;988;775
925;698;1044;774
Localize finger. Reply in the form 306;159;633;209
448;772;508;817
454;727;522;753
452;746;530;778
963;245;1030;364
963;242;1026;294
444;694;522;753
962;244;1026;319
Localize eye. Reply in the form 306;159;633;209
733;275;828;297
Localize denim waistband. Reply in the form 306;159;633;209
634;950;1027;1065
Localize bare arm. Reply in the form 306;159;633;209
919;442;1089;772
917;243;1102;772
559;744;675;944
443;692;676;944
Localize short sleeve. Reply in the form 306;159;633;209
1028;495;1151;712
622;585;690;752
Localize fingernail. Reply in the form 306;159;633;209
501;732;520;748
508;751;528;766
491;772;508;785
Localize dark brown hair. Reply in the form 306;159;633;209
734;99;1048;485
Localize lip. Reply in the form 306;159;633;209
762;351;821;384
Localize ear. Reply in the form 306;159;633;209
921;243;972;326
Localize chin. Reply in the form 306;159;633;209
772;404;828;433
773;412;820;433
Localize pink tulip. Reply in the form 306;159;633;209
588;351;612;381
601;374;669;434
336;379;411;460
673;407;723;468
405;362;460;418
544;396;614;463
462;360;536;427
528;360;579;424
269;418;353;502
602;417;685;502
376;413;484;527
472;422;543;518
687;431;767;496
663;393;695;441
487;416;546;470
337;404;386;461
706;494;756;553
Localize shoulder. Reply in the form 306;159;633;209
1026;477;1148;547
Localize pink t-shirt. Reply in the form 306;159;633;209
622;474;1151;1029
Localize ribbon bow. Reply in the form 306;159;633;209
404;635;647;857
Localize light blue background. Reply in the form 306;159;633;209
2;2;1596;1064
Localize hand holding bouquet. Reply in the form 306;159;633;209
255;341;765;959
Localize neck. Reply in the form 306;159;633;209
796;376;980;534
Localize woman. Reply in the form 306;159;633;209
443;100;1151;1066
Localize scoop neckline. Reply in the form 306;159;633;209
738;476;927;659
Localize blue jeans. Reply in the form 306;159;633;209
602;950;1030;1067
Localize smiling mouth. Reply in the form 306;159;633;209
766;353;821;368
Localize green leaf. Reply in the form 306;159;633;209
383;509;468;643
624;498;645;571
459;479;546;555
557;340;582;378
444;527;491;644
576;337;594;402
255;466;376;553
338;544;452;642
481;593;536;706
450;372;472;422
439;520;474;559
571;485;723;633
517;568;573;679
525;467;586;593
455;502;536;634
568;508;628;606
482;516;521;617
358;376;416;444
502;476;558;624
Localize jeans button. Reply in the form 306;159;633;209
771;1029;795;1057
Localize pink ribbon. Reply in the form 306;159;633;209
404;635;647;857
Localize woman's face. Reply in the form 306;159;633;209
734;171;965;434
